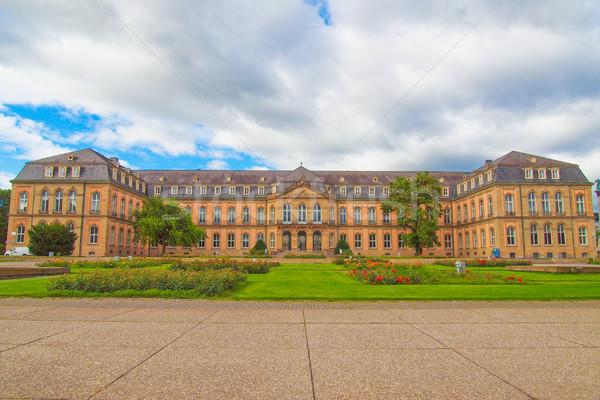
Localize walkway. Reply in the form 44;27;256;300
0;298;599;399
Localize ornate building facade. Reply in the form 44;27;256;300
5;149;596;259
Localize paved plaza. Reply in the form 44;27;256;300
0;298;599;399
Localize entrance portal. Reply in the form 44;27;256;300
282;231;292;251
297;231;306;251
313;231;322;251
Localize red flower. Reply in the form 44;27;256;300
466;270;470;273
467;277;471;280
518;278;523;282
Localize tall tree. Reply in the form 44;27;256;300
133;197;205;256
381;172;442;256
28;222;77;256
0;189;10;254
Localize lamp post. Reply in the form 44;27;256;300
595;180;600;260
9;232;16;261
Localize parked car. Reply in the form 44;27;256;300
4;247;31;256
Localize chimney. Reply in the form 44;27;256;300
109;157;120;166
485;159;492;164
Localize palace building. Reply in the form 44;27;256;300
5;149;596;259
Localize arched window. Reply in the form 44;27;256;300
66;222;74;231
557;224;566;245
540;192;550;214
198;206;206;223
555;193;564;214
528;193;537;214
40;190;49;213
576;195;585;215
298;204;307;223
353;207;361;224
283;204;292;223
54;190;63;213
530;224;539;245
257;207;265;223
16;225;26;243
68;190;77;213
505;194;514;214
270;206;276;223
313;204;322;223
213;206;221;223
544;224;552;245
109;226;115;245
368;207;376;224
339;207;347;224
90;192;101;213
490;228;496;247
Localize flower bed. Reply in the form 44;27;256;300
434;259;532;268
283;253;327;259
47;268;245;296
170;259;273;274
344;259;524;285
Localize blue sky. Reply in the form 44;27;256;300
1;0;600;202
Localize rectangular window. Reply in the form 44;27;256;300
444;234;452;249
368;208;376;224
128;177;133;187
213;208;221;223
212;234;220;248
257;208;264;223
340;186;347;196
339;208;347;224
243;186;250;196
198;237;205;248
228;208;236;223
369;234;376;249
369;187;375;196
465;232;470;249
507;227;516;246
354;207;361;224
505;195;514;214
58;167;66;178
443;187;449;196
481;230;486;247
354;187;361;196
154;186;161;195
525;168;533;179
215;186;221;195
72;166;80;178
201;186;207;195
383;187;389;196
354;233;362;249
329;233;335;248
490;229;495;247
270;233;275;248
198;207;206;223
458;233;463;249
229;186;236;195
171;186;178;195
186;186;192;195
258;186;265;195
473;231;477;248
227;233;235;248
242;207;250;223
242;234;249;248
384;234;391;249
538;169;546;179
398;235;406;249
551;169;560;179
578;227;588;245
383;212;390;224
89;226;99;244
45;166;54;177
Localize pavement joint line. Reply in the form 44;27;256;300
302;309;317;400
407;322;538;399
0;306;58;320
86;306;225;400
0;319;91;354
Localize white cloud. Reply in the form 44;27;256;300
0;114;72;160
206;159;229;170
0;0;598;180
0;171;14;189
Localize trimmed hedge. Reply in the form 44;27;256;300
170;259;273;274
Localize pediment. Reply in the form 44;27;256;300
280;185;327;200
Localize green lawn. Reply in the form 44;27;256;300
1;262;600;301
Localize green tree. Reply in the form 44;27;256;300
133;197;205;256
28;222;77;256
0;189;10;254
334;238;352;255
249;238;267;256
381;172;442;256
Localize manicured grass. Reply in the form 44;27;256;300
1;262;600;300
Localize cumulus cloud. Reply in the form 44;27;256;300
0;0;598;184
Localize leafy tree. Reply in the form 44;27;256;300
133;197;205;256
28;222;77;256
334;238;352;255
249;239;267;256
0;189;10;254
381;172;442;256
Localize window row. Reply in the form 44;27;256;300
45;165;81;179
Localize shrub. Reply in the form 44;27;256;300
47;268;246;296
28;222;77;256
283;253;327;259
334;239;351;256
435;259;532;268
169;259;273;274
37;258;171;269
248;239;268;256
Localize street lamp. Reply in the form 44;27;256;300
9;232;16;261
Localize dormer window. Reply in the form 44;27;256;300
67;155;74;161
243;186;250;196
229;186;236;195
383;187;389;196
551;168;560;179
215;186;221;195
171;186;178;195
226;176;232;182
463;183;467;192
45;166;54;177
193;176;198;182
186;186;192;195
339;177;345;183
487;171;493;182
260;176;265;182
354;187;361;196
272;185;277;194
443;187;449;196
120;173;126;184
200;186;207;195
478;175;483;185
470;179;475;188
439;177;444;183
457;184;461;194
372;177;379;183
135;181;139;190
112;169;118;180
258;186;265;195
159;176;164;181
369;187;375;196
525;168;533;179
72;166;80;178
154;186;161;195
538;169;546;179
58;166;67;177
325;185;331;193
128;177;133;187
141;183;146;192
340;186;347;196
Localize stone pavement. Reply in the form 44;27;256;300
0;298;599;400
